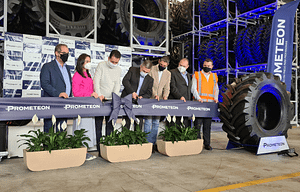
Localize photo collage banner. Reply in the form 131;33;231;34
3;32;132;98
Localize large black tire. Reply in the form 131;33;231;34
219;72;292;146
23;0;105;37
0;0;23;22
114;0;166;46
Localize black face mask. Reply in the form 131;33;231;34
158;64;165;71
60;53;69;63
203;67;212;73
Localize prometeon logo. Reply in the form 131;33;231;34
6;105;50;112
151;105;178;110
263;142;285;148
64;104;101;110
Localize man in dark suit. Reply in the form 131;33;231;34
121;60;154;130
169;58;192;127
40;44;72;132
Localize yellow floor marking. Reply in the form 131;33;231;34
197;172;300;192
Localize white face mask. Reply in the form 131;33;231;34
108;61;117;69
140;71;148;78
84;62;92;70
178;66;186;73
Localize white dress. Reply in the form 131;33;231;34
73;117;97;148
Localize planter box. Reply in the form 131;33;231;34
23;147;87;171
100;143;153;163
157;139;203;157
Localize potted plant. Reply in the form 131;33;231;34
157;114;203;157
18;114;90;171
99;118;153;163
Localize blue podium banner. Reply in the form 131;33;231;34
0;97;219;121
267;0;300;92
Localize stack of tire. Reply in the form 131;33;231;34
196;36;226;70
235;0;276;14
219;72;292;147
170;0;199;36
5;0;167;46
169;43;182;70
169;38;194;74
234;20;272;66
199;0;226;26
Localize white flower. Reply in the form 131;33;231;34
135;118;140;125
52;115;56;125
122;119;126;127
172;115;176;123
61;121;67;131
57;122;60;131
32;114;38;125
192;114;195;122
130;118;134;126
167;114;171;123
77;115;81;126
181;116;184;124
112;120;117;128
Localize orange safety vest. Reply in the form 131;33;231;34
194;71;218;102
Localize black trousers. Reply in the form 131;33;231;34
95;116;113;153
194;117;212;146
123;116;144;131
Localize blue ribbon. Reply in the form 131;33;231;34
0;97;219;121
108;93;136;124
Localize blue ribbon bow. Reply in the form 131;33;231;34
108;93;136;124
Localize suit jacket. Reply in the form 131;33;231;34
121;67;154;99
148;64;171;99
40;60;72;97
169;68;192;101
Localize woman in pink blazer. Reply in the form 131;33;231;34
72;53;98;160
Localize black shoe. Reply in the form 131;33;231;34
204;145;212;150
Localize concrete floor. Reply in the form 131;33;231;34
1;124;300;192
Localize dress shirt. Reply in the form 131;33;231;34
55;59;71;96
158;70;163;83
180;71;189;86
136;75;145;95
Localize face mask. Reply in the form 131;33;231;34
84;62;91;70
60;53;69;63
178;66;186;73
140;71;148;78
108;61;117;69
203;67;212;73
158;64;165;71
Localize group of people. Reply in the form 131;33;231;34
40;43;219;160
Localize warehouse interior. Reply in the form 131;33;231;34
1;0;300;191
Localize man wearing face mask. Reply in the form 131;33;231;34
169;58;192;128
144;56;171;152
121;60;154;130
191;58;219;151
40;44;72;133
93;50;122;155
